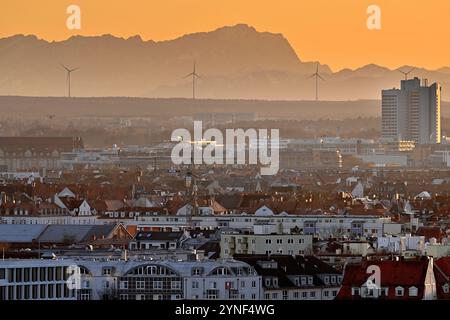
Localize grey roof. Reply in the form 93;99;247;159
0;224;47;243
37;225;94;243
37;224;117;244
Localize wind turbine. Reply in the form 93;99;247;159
398;67;415;80
184;61;200;100
307;63;325;101
61;64;79;97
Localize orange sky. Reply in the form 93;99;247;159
1;0;450;71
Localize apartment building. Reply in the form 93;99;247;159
0;258;262;301
220;223;313;258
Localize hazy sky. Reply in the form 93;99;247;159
2;0;449;71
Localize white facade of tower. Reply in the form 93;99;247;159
381;78;441;144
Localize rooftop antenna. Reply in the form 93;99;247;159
184;61;200;100
398;67;415;80
307;63;325;101
61;64;79;97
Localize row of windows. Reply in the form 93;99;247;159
352;286;419;297
0;284;75;300
264;238;306;244
4;267;69;283
264;290;337;300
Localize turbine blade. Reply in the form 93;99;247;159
317;74;325;81
184;73;194;78
306;74;316;79
61;64;70;72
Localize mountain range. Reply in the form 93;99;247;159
1;24;449;100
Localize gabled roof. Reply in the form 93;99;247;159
341;258;430;287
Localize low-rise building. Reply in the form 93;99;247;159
235;255;342;300
0;258;261;301
337;257;437;300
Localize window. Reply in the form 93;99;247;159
302;292;307;298
102;268;112;276
288;239;294;244
136;280;145;290
409;287;418;297
0;269;5;280
103;281;110;289
80;293;90;300
171;281;181;290
241;280;245;288
192;281;199;289
352;287;360;296
120;281;128;290
210;282;217;289
192;268;201;276
443;284;450;294
310;291;316;298
276;239;282;244
395;287;404;297
120;294;129;300
293;292;299;299
154;281;163;289
265;239;272;244
251;281;256;288
324;291;329;297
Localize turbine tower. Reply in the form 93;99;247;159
184;61;200;100
398;67;415;80
307;63;325;101
61;64;79;97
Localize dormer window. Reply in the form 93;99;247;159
395;286;404;297
192;268;202;276
408;286;418;297
102;267;112;276
443;284;449;294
